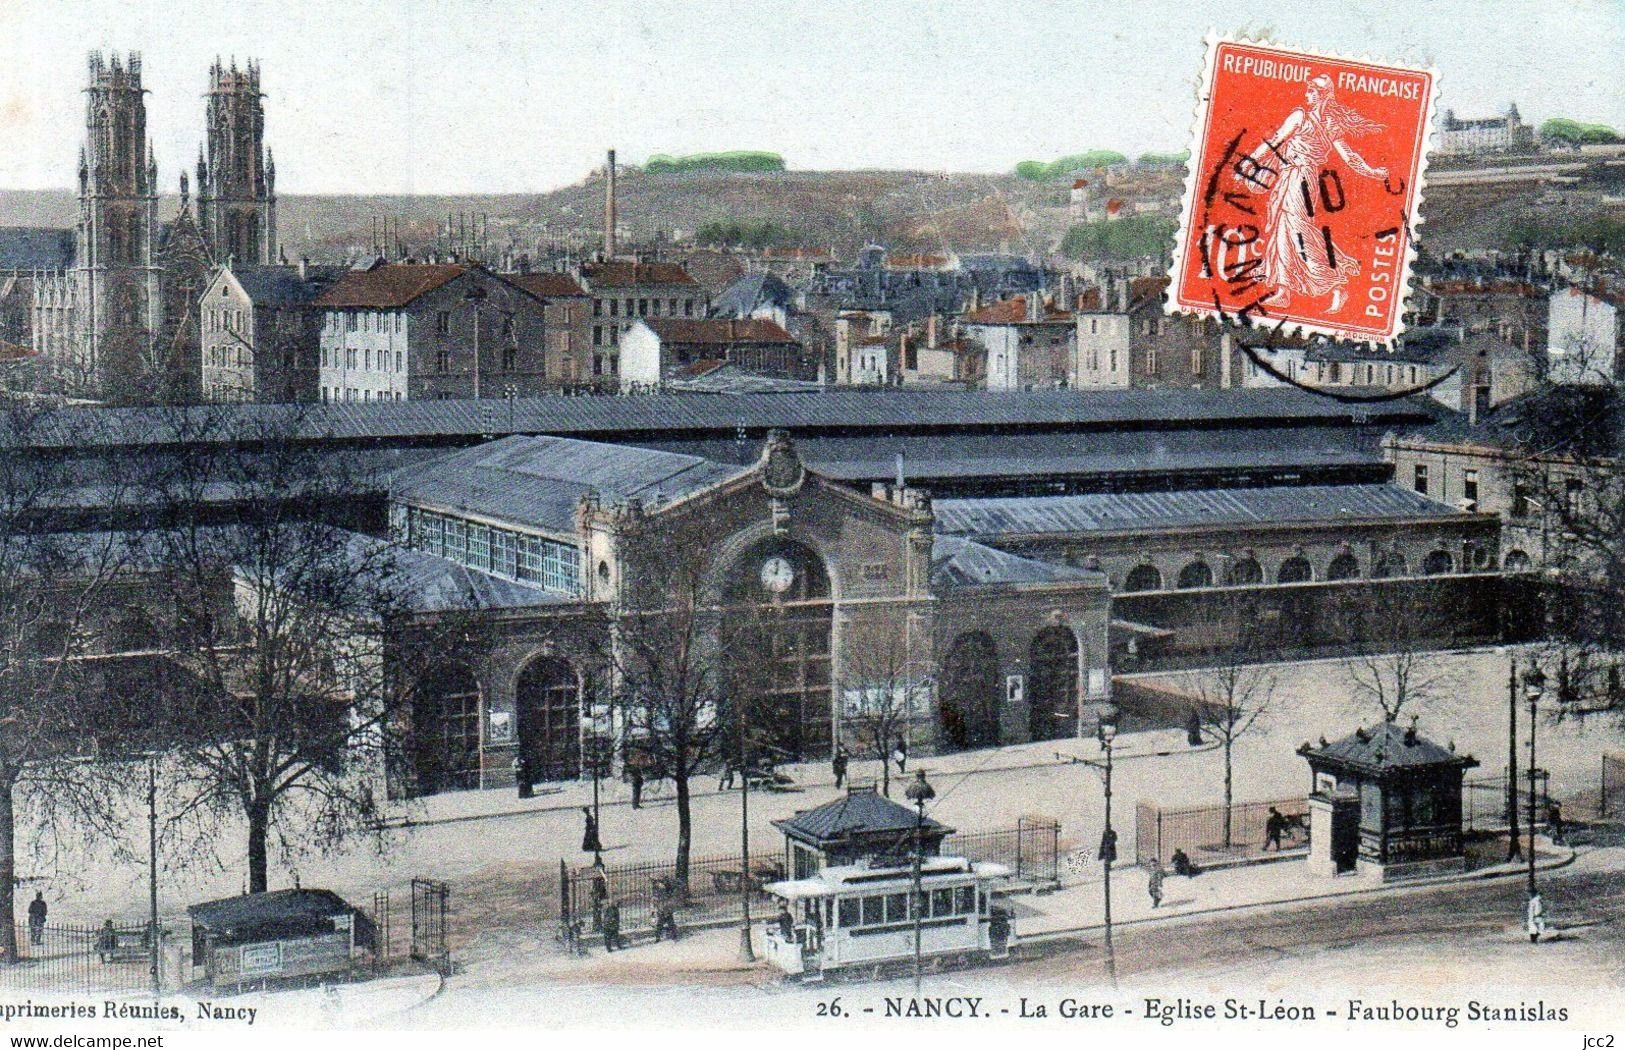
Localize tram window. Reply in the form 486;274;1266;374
884;893;909;923
956;887;977;914
861;896;883;925
932;888;954;916
839;899;859;927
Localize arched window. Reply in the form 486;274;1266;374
1227;557;1263;585
515;657;582;783
1277;556;1313;584
939;632;1001;751
414;664;482;795
1123;564;1163;592
1177;560;1214;589
1504;549;1532;572
1326;552;1361;581
1372;551;1407;578
1028;627;1079;743
1422;549;1455;575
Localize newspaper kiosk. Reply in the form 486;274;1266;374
189;889;372;991
762;855;1012;978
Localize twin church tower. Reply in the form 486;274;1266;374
52;51;277;400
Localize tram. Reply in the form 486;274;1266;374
760;855;1014;978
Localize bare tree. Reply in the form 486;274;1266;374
605;508;740;893
1182;603;1276;847
836;619;929;797
1334;580;1463;725
0;404;131;962
145;405;447;894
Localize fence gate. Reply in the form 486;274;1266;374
410;878;450;975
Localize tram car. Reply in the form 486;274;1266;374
761;855;1014;978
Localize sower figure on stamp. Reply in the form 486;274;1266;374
1237;74;1389;315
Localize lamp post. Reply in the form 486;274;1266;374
464;284;488;399
1523;664;1546;898
1097;703;1119;988
1507;659;1520;861
146;753;160;996
904;769;935;994
737;705;754;963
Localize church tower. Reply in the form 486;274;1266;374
196;58;277;266
74;50;162;397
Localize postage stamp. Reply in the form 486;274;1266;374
1167;36;1436;345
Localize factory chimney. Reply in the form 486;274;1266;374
603;148;618;261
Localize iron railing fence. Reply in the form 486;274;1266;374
1134;796;1310;868
0;923;159;994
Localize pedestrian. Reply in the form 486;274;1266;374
630;763;644;810
1263;807;1287;852
831;748;848;789
654;897;680;942
581;806;601;854
718;759;736;791
1526;891;1547;944
1546;799;1565;845
1147;862;1165;909
1171;848;1202;878
27;892;47;946
590;862;609;932
892;736;908;775
1186;708;1204;747
95;919;117;963
513;754;532;800
602;899;623;952
775;903;794;942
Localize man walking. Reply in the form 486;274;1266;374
629;762;645;810
832;748;848;790
892;736;908;775
602;899;624;952
1263;807;1287;851
1526;891;1547;944
27;892;47;946
1147;862;1165;909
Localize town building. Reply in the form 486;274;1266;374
1436;105;1536;157
619;317;810;389
313;263;556;403
200;261;344;402
577;261;705;382
961;294;1076;390
505;271;594;390
1074;276;1239;390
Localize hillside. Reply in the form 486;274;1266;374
3;159;1613;263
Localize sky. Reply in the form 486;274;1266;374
0;0;1620;196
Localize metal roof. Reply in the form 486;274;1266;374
387;434;746;533
1301;721;1477;773
934;483;1468;538
0;387;1444;453
774;788;951;844
930;534;1102;588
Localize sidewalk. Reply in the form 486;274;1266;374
1016;838;1580;942
385;727;1210;829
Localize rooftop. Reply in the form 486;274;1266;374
313;263;466;309
641;318;796;345
962;295;1071;325
774;787;952;845
507;272;589;299
934;483;1469;539
1300;721;1477;773
387;434;745;534
231;264;347;307
579;260;697;288
931;534;1102;588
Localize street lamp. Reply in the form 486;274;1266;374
1523;664;1546;899
904;769;935;994
1507;659;1520;861
1097;702;1120;988
737;703;755;963
463;284;488;399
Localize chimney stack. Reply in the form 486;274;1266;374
604;149;618;261
298;255;308;281
1026;292;1041;323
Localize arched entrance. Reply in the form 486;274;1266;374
939;632;1001;751
1028;626;1079;743
415;664;482;795
725;538;833;761
515;656;582;782
1123;564;1163;592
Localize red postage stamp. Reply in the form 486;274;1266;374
1168;36;1436;345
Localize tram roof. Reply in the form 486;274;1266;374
767;859;1011;899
